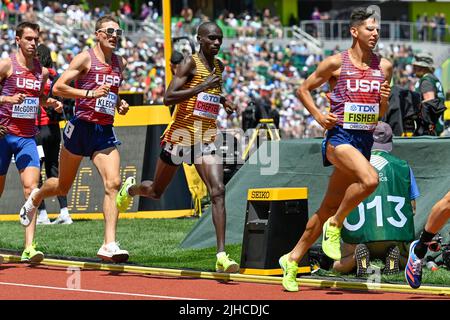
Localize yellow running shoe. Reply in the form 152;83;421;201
215;253;239;273
279;253;299;292
116;176;135;213
21;243;44;264
322;218;342;260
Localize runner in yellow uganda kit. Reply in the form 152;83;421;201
116;22;240;273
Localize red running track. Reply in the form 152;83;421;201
0;263;448;300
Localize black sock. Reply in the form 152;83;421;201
414;230;435;259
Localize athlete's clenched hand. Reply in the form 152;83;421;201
117;99;129;115
318;112;338;130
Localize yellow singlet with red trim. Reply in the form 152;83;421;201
162;53;222;146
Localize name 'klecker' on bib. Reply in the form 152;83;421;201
95;92;118;116
12;97;39;119
343;102;379;130
193;92;221;119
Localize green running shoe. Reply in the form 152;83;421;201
279;253;299;292
322;218;342;261
21;243;44;264
116;176;135;213
215;253;239;273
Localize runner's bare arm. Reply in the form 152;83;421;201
0;124;6;138
379;58;393;118
53;52;90;99
0;58;26;105
297;54;341;129
0;58;12;82
164;55;221;106
115;56;129;115
53;52;109;99
38;67;62;112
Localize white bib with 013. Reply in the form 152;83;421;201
95;92;117;116
343;102;379;130
193;92;221;119
11;97;39;119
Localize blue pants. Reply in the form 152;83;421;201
63;117;121;158
0;134;40;175
322;126;374;167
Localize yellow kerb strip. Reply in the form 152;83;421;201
0;255;448;296
240;266;311;276
0;210;194;221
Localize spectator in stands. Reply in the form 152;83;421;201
34;44;72;225
119;1;132;18
422;14;429;41
438;13;446;42
333;122;420;277
431;13;439;41
412;53;446;136
415;14;424;41
311;7;321;37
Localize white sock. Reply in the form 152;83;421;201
27;188;39;209
60;207;69;217
38;209;48;217
216;251;226;259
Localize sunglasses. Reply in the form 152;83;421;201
97;27;123;37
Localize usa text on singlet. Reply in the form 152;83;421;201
329;50;385;131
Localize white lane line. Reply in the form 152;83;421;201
0;281;203;300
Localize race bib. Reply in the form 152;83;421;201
64;121;75;139
164;142;181;156
193;92;221;119
11;97;39;119
95;92;117;116
343;102;379;130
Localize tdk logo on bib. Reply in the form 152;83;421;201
351;104;376;112
347;79;380;93
201;93;220;103
16;78;41;90
95;74;121;87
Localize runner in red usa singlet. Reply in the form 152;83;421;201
75;48;122;124
19;15;131;264
278;7;393;292
330;50;385;131
0;53;42;137
0;22;62;264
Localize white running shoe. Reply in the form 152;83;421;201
97;242;129;263
19;188;39;227
51;215;73;225
37;214;51;225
